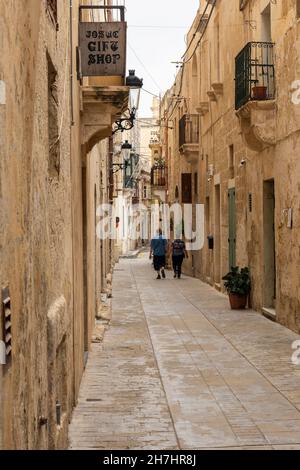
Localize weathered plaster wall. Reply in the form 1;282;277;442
0;0;78;449
0;0;126;449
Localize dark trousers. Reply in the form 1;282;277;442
153;255;166;272
172;255;184;277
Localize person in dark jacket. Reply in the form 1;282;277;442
150;229;168;279
171;238;188;279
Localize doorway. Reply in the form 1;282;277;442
228;188;236;270
81;167;89;356
214;185;221;284
261;3;271;42
263;180;276;310
205;196;211;279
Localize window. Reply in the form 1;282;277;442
213;18;221;82
192;55;199;106
143;186;147;199
47;54;60;178
261;3;271;42
229;145;235;179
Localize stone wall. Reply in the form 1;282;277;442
0;0;122;449
163;0;300;333
0;0;74;449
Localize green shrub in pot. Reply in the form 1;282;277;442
222;267;251;309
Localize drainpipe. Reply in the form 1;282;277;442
70;0;74;126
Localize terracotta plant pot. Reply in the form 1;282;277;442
252;85;267;100
229;293;248;310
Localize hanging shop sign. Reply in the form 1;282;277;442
79;21;126;77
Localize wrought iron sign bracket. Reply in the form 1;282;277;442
112;161;130;173
112;108;136;135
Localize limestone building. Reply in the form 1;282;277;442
0;0;129;449
161;0;300;333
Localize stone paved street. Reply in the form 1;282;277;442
69;254;300;450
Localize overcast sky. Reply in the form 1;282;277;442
125;0;199;117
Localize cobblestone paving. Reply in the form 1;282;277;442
69;255;300;450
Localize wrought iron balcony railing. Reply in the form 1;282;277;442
151;165;166;187
179;114;200;149
235;41;275;110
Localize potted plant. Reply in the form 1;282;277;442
222;267;251;310
252;85;267;100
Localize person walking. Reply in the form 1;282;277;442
171;238;188;279
150;229;168;279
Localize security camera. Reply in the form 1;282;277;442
239;159;246;167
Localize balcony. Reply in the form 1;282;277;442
179;114;200;164
81;87;129;153
235;42;275;110
235;42;276;151
151;165;166;188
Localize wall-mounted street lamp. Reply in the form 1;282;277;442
112;141;132;173
112;70;143;134
121;140;132;151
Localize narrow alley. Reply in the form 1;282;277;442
2;0;300;456
69;255;300;450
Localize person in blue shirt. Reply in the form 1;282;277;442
149;229;168;279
